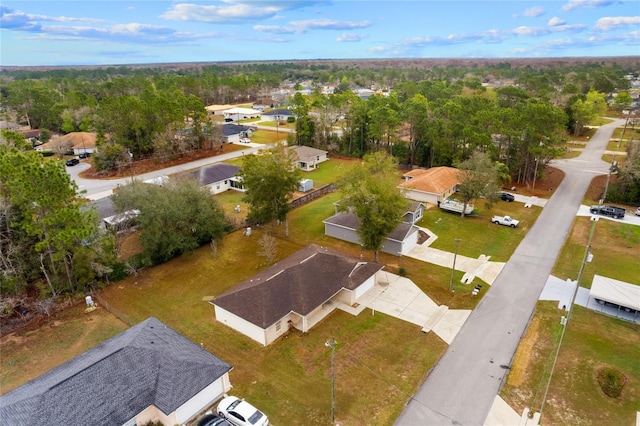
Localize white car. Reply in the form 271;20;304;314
217;395;269;426
635;207;640;216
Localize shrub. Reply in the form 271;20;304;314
597;367;627;398
398;266;407;276
287;116;295;123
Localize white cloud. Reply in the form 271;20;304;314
594;16;640;31
336;33;366;42
160;1;327;24
288;19;372;30
562;0;615;12
254;19;371;34
161;3;281;23
548;17;566;27
523;6;545;17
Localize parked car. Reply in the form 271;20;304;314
635;207;640;216
500;192;515;202
78;152;91;159
65;158;80;166
589;205;625;219
218;396;269;426
197;413;232;426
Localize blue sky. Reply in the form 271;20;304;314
1;1;639;66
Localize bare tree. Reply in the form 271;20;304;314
50;137;74;158
257;232;278;265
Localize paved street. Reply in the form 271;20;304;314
395;119;625;426
68;143;267;200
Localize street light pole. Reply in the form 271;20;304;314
325;338;337;424
449;238;461;293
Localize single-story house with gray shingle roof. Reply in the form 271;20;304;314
0;317;233;426
323;213;420;256
189;163;244;194
286;145;328;171
212;244;384;346
261;109;293;120
222;123;252;144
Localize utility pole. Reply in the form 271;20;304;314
449;238;461;293
538;217;598;419
532;157;539;194
325;338;337;424
602;156;617;204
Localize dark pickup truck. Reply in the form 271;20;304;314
590;205;625;219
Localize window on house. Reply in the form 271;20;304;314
275;320;282;331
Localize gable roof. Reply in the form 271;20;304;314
398;166;461;194
0;317;232;426
323;212;417;242
287;145;327;162
261;109;292;116
222;123;249;136
191;163;240;186
213;244;383;328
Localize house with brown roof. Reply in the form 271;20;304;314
286;145;328;171
398;166;462;205
322;201;424;256
37;132;96;155
211;244;384;346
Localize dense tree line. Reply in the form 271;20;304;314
1;60;639;303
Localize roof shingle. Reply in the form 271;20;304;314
213;244;383;328
0;317;232;426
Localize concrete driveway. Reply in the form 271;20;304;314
350;271;471;345
405;227;506;286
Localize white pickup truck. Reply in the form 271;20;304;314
491;215;519;228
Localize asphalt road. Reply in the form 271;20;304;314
395;119;625;426
67;144;267;199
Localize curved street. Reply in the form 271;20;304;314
395;118;625;425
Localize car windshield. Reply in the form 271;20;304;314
248;410;264;424
227;399;242;410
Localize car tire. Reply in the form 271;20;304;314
510;224;516;228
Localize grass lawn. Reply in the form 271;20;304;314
421;202;541;262
553;216;640;287
605;139;628;152
589;117;614;126
502;303;640;425
0;305;128;394
94;228;449;426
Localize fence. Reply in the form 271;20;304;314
93;293;135;326
290;183;335;209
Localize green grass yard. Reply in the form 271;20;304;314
502;303;640;425
553;216;640;287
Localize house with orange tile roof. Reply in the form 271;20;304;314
398;166;462;205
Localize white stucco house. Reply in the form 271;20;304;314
398;166;462;205
190;163;244;194
0;318;233;426
222;107;262;121
286;145;329;171
211;244;384;346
